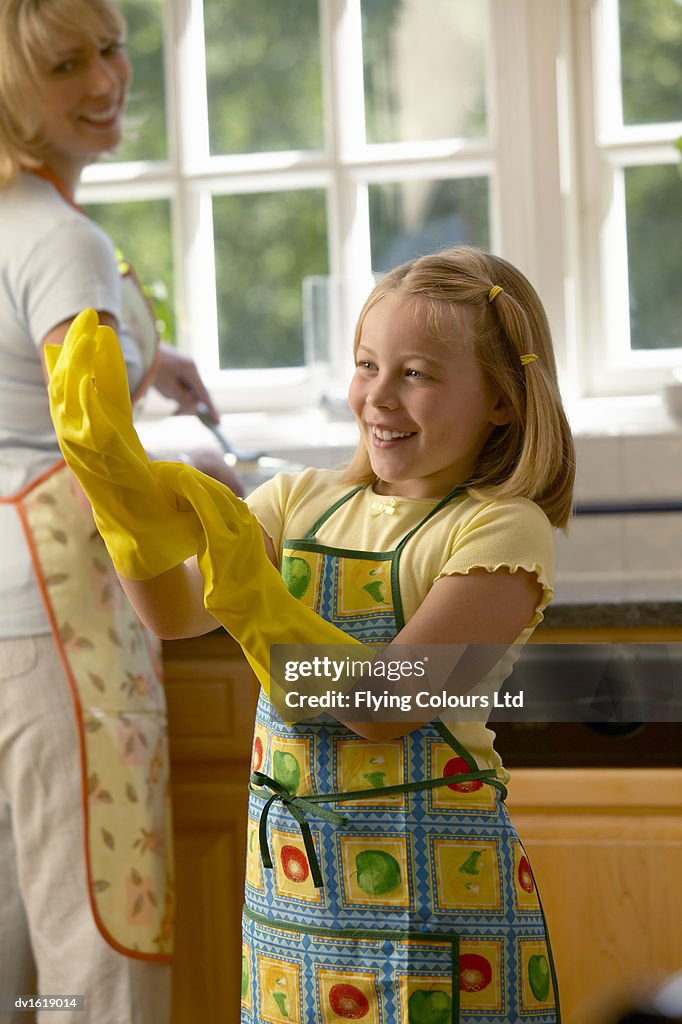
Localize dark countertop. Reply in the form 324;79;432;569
540;601;682;630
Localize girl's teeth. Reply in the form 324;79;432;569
372;427;412;440
85;110;117;122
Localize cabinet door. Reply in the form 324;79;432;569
507;769;682;1024
172;777;249;1021
164;634;259;1024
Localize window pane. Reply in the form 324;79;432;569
213;191;328;369
116;0;168;161
625;165;682;350
204;0;323;155
362;0;489;144
620;0;682;126
82;200;175;343
369;177;490;272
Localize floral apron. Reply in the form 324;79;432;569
0;225;174;960
242;488;560;1023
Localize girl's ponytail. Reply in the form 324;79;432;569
476;279;575;528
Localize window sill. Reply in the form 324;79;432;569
566;393;681;437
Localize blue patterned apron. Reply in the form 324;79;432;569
242;487;560;1023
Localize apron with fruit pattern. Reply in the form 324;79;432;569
9;462;174;959
242;486;560;1023
0;211;174;959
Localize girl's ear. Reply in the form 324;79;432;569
490;393;513;426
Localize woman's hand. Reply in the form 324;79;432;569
181;448;246;497
153;343;220;422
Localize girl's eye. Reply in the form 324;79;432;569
405;368;429;379
102;41;125;57
355;359;376;370
52;59;77;74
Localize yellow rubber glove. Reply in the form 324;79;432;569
152;462;364;700
46;309;201;580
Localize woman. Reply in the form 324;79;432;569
0;1;237;1020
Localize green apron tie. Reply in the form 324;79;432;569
251;765;504;888
251;771;349;888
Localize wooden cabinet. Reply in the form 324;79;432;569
515;619;682;1020
163;632;258;1024
163;628;682;1024
507;768;682;1024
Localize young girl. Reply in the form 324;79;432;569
48;246;575;1023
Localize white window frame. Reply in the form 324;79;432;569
76;0;679;415
572;0;682;397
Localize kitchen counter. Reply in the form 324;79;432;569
541;600;682;631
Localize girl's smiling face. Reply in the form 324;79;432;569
36;28;131;185
348;294;511;499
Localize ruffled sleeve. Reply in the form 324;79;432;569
437;496;555;629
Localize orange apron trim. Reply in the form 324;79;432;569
13;465;174;960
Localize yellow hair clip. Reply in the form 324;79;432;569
520;353;538;365
488;284;504;303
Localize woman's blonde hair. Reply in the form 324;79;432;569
343;246;576;528
0;0;126;187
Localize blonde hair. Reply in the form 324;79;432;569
343;246;576;528
0;0;126;187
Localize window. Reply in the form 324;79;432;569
77;0;682;413
573;0;682;396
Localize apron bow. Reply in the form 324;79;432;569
250;771;348;888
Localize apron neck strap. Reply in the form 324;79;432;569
304;485;365;539
28;167;86;215
394;483;469;555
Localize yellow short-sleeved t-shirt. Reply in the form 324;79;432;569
247;467;555;782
